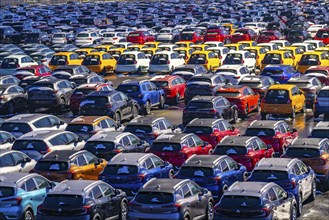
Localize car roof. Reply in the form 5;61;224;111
154;133;192;143
0;173;40;187
190;95;218;102
69;116;110;125
254;158;297;172
87;90;117;97
128;116;165;126
290;138;327;148
39;150;83;162
218;136;255;147
139;178;189;193
225;181;274;197
248;120;283;129
183;155;228;168
86;131;128;142
19;130;65;140
49;180;101;196
4;114;50;123
108;153;153;166
187;118;224;127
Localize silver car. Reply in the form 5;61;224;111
0;150;36;174
0;131;16;150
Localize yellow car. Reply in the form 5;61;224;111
127;44;147;52
296;51;329;74
175;41;195;49
260;50;294;71
48;52;82;71
225;43;245;51
279;46;305;67
243;46;267;68
221;23;238;35
190;44;210;51
144;41;162;49
187;51;221;71
174;47;195;63
95;45;113;52
82;52;117;74
261;84;306;119
75;48;98;58
239;41;257;48
315;47;329;54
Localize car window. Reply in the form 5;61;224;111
278;124;287;133
92;186;103;199
112;93;123;102
218;121;226;131
33;117;52;128
251;140;260;150
34;176;50;189
226;158;238;170
0;153;15;167
187;137;196;147
188;182;201;195
11;152;25;165
100;120;108;129
182;184;192;198
24;178;38;192
292;164;301;175
158;121;166;130
120;136;131;146
273;186;286;200
298;162;308;174
151;156;164;167
256;139;268;150
267;188;278;201
48;116;61;126
77;155;88;166
220;160;229;172
49;134;67;146
84;152;98;164
128;135;140;145
192;136;203;146
99;183;114;197
144;158;155;170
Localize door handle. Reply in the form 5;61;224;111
187;202;191;207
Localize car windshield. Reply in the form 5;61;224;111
12;140;48;151
245;128;276;137
124;125;153;133
285;148;321;158
186;101;213;109
264;89;289;104
117;54;136;65
299;54;319;65
311;129;329;138
66;124;94;132
251;170;289;181
184;126;213;134
117;85;140;93
84;141;116;152
150;142;182;152
214;146;247;155
103;165;138;175
219;196;262;209
0;123;31;134
82;55;101;65
178;167;214;177
135;192;174;204
30;83;54;89
0;187;15;198
150;54;169;65
34;161;69;171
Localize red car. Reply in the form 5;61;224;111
257;30;282;43
14;65;52;80
245;120;298;156
180;29;204;43
147;133;213;168
215;85;260;119
126;30;155;44
70;83;112;115
184;118;240;148
204;27;231;43
231;28;258;43
314;28;329;45
213;136;274;172
305;66;329;86
150;75;186;104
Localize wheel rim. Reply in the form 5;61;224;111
146;102;151;114
25;211;32;220
313;181;316;197
161;96;164;106
208;202;214;220
169;169;174;178
298;196;302;213
115;113;120;125
121;202;127;220
176;93;180;103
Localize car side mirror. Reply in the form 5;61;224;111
292;128;297;133
225;79;230;85
213;129;220;133
199;188;208;196
267;144;272;149
76;137;83;142
230;126;235;131
24;157;32;163
8;137;15;143
71;82;77;89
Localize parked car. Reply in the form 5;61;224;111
0;84;27;114
0;54;38;75
82;51;117;74
305;66;329;86
171;64;208;81
222;51;256;72
314;86;329;118
115;51;150;74
0;150;36;174
238;75;275;98
74;31;101;46
260;64;300;84
14;65;52;80
157;27;180;43
126;30;155;44
231;28;258;43
148;51;185;74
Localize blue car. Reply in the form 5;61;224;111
174;155;248;201
314;86;329;118
98;153;174;199
247;158;316;217
260;65;300;84
117;80;166;115
0;173;54;220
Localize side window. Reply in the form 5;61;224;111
273;186;286;200
298;162;308;174
105;119;116;127
99;184;114;197
292;87;298;96
33;117;52;128
182;184;192;198
112;93;123;102
120;136;131;146
11;152;25;165
92;186;103;199
218;121;226;131
151;156;164;167
84;152;98;164
220;160;229;172
251;140;260;150
226;158;238;170
77;155;88;166
34;177;50;189
145;83;152;91
149;83;157;91
144;158;155;170
49;134;67;146
48;116;60;126
192;136;204;146
293;164;301;175
163;119;172;129
128;135;140;145
158;121;166;130
278;124;287;133
24;178;38;192
188;182;201;195
267;188;278;201
0;153;15;166
222;120;232;130
257;139;268;150
99;120;109;129
187;137;196;147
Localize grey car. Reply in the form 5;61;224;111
0;150;36;174
128;178;214;220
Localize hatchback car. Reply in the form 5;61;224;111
297;51;329;74
115;51;150;74
260;64;300;84
238;75;275;98
129;178;214;220
37;180;128;220
0;150;36;174
48;52;82;71
0;131;15;150
149;51;185;74
0;84;27;114
314;86;329;118
82;52;117;74
187;51;221;71
305;66;329;86
311;121;329;138
260;50;294;71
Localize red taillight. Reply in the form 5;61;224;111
87;38;92;40
138;173;146;182
114;149;122;153
83;206;92;214
205;60;208;64
240;155;251;162
219;56;222;59
256;56;259;59
280;60;283;64
183;109;189;113
281;180;296;189
210;109;217;114
3;197;22;206
167;60;170;64
66;61;69;65
213;176;221;184
261;60;264;64
41;59;47;62
53;90;58;94
260;207;271;217
234;75;241;79
134;60;137;64
173;203;182;211
106;103;112;108
315;99;318;104
0;95;4;99
112;37;118;40
153;132;159;139
39;146;51;154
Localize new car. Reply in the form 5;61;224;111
314;86;329;118
260;64;300;84
0;150;36;174
115;51;150;74
311;121;329;138
237;75;275;98
0;84;27;114
148;51;185;74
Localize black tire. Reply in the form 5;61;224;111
159;95;165;109
175;93;180;104
92;214;100;220
56;98;66;114
183;214;190;220
307;180;316;202
22;209;34;220
6;102;14;115
114;112;121;126
297;193;303;217
208;149;214;154
206;200;214;220
144;101;151;115
290;107;296;119
301;103;306;113
290;205;297;220
232;109;239;123
314;112;320;118
261;113;267;120
119;200;128;220
168;169;174;178
131;105;138;120
242;105;249;119
242;172;249;181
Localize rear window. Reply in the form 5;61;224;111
215;92;240;98
82;55;100;65
135;192;174;204
34;161;69;171
50;55;67;65
305;70;328;76
311;129;329;138
117;85;140;93
77;33;89;38
299;55;319;65
214;146;247;155
53;69;74;74
188;77;211;83
128;33;141;37
73;89;95;95
84;141;115;152
251;170;289;181
0;187;15;198
287;81;310;88
150;54;169;65
81;97;108;106
30;83;54;89
0;123;31;133
12;140;47;151
178;167;214;177
318;90;329;97
263;54;281;63
186;101;213;109
245;128;275;137
150;142;182;152
53;34;65;38
219;196;261;209
238;81;262;88
150;81;168;88
315;30;329;38
261;69;283;75
264;89;289;104
71;78;87;86
103;165;138;175
285;148;321;158
43;195;83;207
66;124;94;132
117;54;136;65
1;58;19;69
188;54;207;64
124;125;153;133
184;126;213;134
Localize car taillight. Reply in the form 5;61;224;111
53;90;58;94
210;109;217;114
241;60;244;64
0;95;4;99
106;103;112;108
205;60;208;64
39;146;51;154
83;205;92;214
112;37;118;40
183;109;189;113
134;60;137;64
37;205;44;213
138;173;146;182
314;99;318;104
260;207;271;217
3;197;22;206
281;180;296;189
280;60;283;64
87;38;92;40
66;61;69;65
41;59;47;62
138;93;143;98
317;157;327;165
219;56;222;59
65;171;75;179
167;60;170;64
153;132;159;139
213;176;221;185
261;60;264;64
234;75;241;79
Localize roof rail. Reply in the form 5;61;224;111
110;153;123;162
137;154;150;163
142;178;156;189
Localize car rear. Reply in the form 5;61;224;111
305;69;329;86
260;68;291;84
70;88;96;114
148;142;185;167
65;124;95;140
0;186;25;220
297;54;321;74
185;79;214;102
75;33;93;46
0;122;32;138
231;30;251;43
80;95;112;116
124;124;157;144
261;89;293;115
12;139;49;160
257;31;276;43
31;160;71;181
315;88;329;116
184;125;217;147
183;101;217;126
84;140;118;160
149;54;171;73
117;84;143;102
115;54;139;73
287;81;315;108
28;83;60;109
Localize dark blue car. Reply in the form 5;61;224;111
98;153;174;199
174;155;248;201
117;80;166;115
260;65;300;84
247;158;316;217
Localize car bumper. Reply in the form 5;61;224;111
37;215;90;220
149;65;171;73
29;99;60;108
128;212;181;220
315;104;329;114
214;214;273;220
261;104;293;115
0;206;24;220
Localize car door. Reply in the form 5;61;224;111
297;161;313;197
119;92;132;117
89;185;112;218
273;185;291;219
79;152;99;180
21;177;42;212
150;155;168;178
280;122;296;146
0;153;17;174
292;163;307;201
33;176;50;203
99;183;121;217
225;157;242;183
112;93;128;117
149;82;160;104
11;152;32;173
128;134;145;152
119;135;133;152
188;182;207;218
143;157;157;178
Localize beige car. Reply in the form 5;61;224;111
0;150;36;175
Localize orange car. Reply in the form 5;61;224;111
31;150;107;181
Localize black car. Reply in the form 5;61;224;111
238;75;275;98
0;84;27;114
18;76;54;91
27;77;75;113
52;65;92;80
37;180;128;220
69;73;108;87
171;64;208;81
182;96;238;126
286;30;310;43
0;26;20;44
79;90;139;125
184;74;227;104
83;131;149;160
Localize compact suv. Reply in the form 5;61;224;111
214;136;274;172
0;114;66;138
157;27;181;43
216;64;251;85
31;150;106;181
214;182;297;220
0;55;38;75
37;180;128;220
174;155;247;200
0;150;36;174
183;96;239;126
311;121;329;138
48;52;82;71
0;131;15;150
66;116;117;140
0;84;27;114
184;118;240;148
27;77;75;113
126;30;155;44
315;86;329;118
237;75;275;98
149;51;185;74
260;65;300;84
248;158;316;216
0;173;54;220
147;133;213;168
79;90;139;125
69;73;108;87
99;153;174;199
283;138;329;189
171;64;208;81
261;84;306;119
115;51;151;74
117;80;165;115
18;76;49;91
51;32;75;44
231;28;258;43
83;131;149;160
124;116;180;144
14;65;52;80
74;31;101;46
129;178;214;220
52;65;92;80
12;130;84;160
184;74;226;104
305;66;329;86
245;120;298;156
222;51;256;73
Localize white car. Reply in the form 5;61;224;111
74;31;101;46
51;32;75;44
148;51;185;73
157;44;179;52
303;40;325;49
204;41;225;48
307;24;328;38
270;40;291;48
115;51;150;74
0;131;16;150
257;43;279;52
156;27;180;43
223;51;256;72
291;43;315;52
207;46;230;63
0;150;36;175
101;32;126;44
0;54;38;75
216;65;252;84
244;22;267;34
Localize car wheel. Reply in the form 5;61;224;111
56;98;66;114
168;169;174;178
297;193;303;216
208;149;214;154
159;95;165;109
301;103;306;113
290;107;296;119
183;214;190;220
22;209;34;220
242;105;249;119
144;101;151;115
206;200;214;220
290;205;297;220
261;113;267;120
92;214;100;220
114;112;121;126
243;172;249;181
131;105;138;119
6;102;14;115
175;93;180;104
314;112;320;119
232;109;239;123
307;180;316;202
119;200;128;220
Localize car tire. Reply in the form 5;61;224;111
159;96;165;109
297;193;303;217
175;93;180;104
314;112;320;119
261;113;267;120
208;149;214;154
6;102;14;115
56;98;66;114
92;213;100;220
307;180;316;202
22;209;34;220
168;169;174;178
290;107;296;119
242;105;249;119
144;101;151;115
290;205;297;220
301;103;306;113
243;172;249;181
131;105;138;120
183;213;190;220
232;109;239;123
206;200;214;220
119;200;128;220
114;112;121;126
